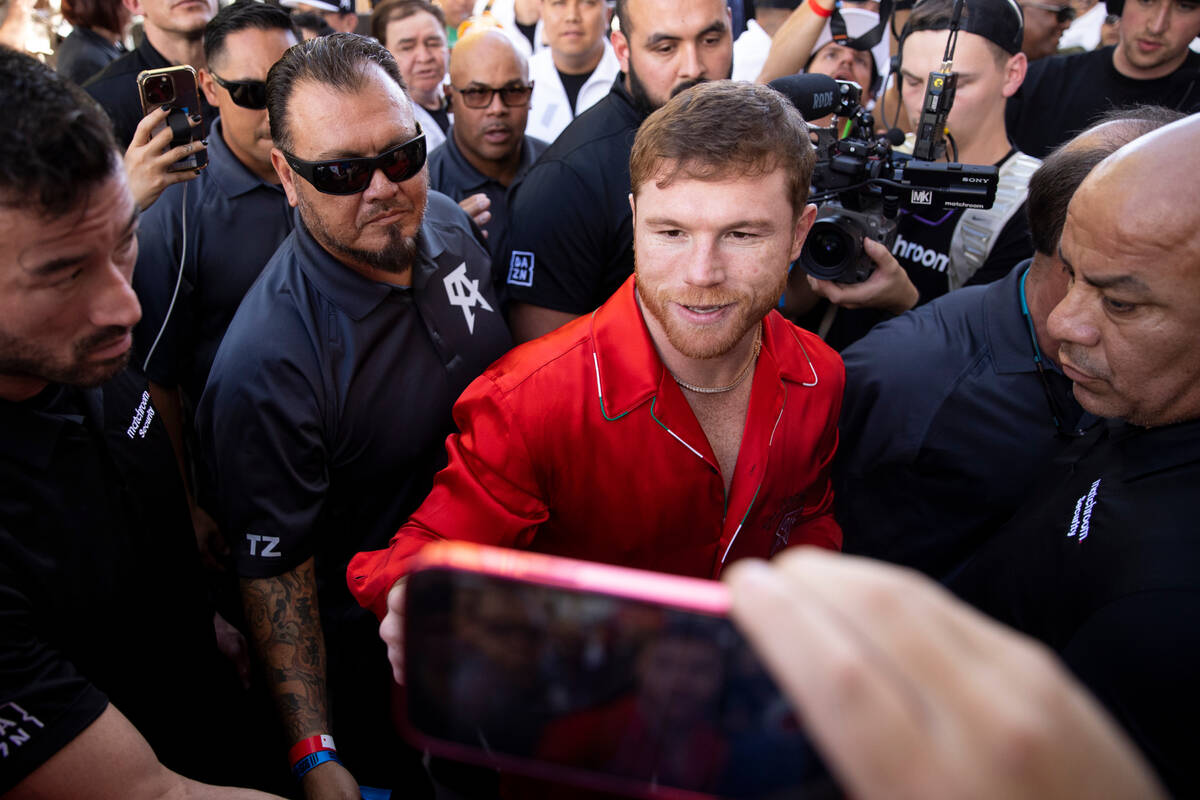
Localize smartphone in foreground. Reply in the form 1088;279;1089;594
136;65;207;172
403;542;836;799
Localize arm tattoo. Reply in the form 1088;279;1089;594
241;558;330;743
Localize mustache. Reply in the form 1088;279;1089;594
670;78;708;99
77;326;130;355
1058;344;1108;379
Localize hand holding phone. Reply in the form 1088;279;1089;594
123;106;207;209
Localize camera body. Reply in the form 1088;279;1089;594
791;80;999;285
803;204;899;284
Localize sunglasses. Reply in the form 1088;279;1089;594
282;126;427;195
1023;2;1077;23
210;72;268;110
450;83;535;109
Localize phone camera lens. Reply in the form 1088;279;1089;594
144;75;174;105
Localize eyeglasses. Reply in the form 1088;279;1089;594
449;83;534;109
1022;2;1077;23
210;72;268;110
282;126;427;195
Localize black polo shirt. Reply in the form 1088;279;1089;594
133;117;293;404
836;262;1087;578
84;36;216;149
428;127;548;285
196;190;511;784
503;75;645;314
0;369;248;791
948;417;1200;797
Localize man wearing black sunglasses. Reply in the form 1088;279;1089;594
197;32;511;800
132;2;300;572
1019;0;1076;59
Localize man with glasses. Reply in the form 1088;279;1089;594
1019;0;1076;59
197;32;510;800
430;29;548;276
1007;0;1200;157
133;2;299;568
832;107;1181;580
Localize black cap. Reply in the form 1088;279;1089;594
904;0;1024;55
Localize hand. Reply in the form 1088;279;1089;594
807;237;919;315
300;758;361;800
458;192;492;233
724;549;1167;800
123;106;206;210
213;612;252;690
380;577;407;685
0;0;36;51
192;503;229;572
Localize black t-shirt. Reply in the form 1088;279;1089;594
948;418;1200;798
557;67;593;115
1006;46;1200;159
811;151;1034;351
504;75;645;314
83;37;216;149
516;19;537;50
0;370;251;791
426;99;452;135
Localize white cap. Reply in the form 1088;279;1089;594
810;8;890;92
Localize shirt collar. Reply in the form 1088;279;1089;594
136;35;170;68
0;384;98;471
1106;416;1200;481
590;277;821;417
441;129;543;194
987;259;1044;375
293;212;405;320
204;118;285;199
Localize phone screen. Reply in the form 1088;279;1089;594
404;567;835;799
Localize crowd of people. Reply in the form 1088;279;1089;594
0;0;1198;796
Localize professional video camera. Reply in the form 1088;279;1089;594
770;68;999;284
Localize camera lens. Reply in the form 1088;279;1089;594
800;218;858;282
143;75;174;105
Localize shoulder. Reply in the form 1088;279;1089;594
482;313;595;395
536;91;639;164
82;49;141;91
424;190;484;246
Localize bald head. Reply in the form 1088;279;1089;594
1048;115;1200;426
449;29;529;86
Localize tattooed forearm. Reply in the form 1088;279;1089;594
241;558;330;743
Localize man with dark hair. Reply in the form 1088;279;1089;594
833;106;1183;579
348;83;844;686
133;0;299;564
803;0;1040;351
950;114;1200;796
526;0;620;143
503;0;733;343
197;33;510;799
83;0;218;147
1007;0;1200;157
430;29;548;272
0;48;280;800
373;0;452;151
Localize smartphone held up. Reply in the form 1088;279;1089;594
402;542;837;799
136;65;207;173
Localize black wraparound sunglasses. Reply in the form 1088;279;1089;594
211;72;268;109
282;126;427;195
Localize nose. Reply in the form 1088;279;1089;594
92;260;142;330
1046;281;1100;351
677;43;705;82
684;236;725;287
1147;1;1171;32
362;165;403;202
485;89;507;114
565;0;581;21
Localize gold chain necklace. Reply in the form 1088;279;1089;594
671;327;762;395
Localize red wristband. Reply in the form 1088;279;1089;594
809;0;834;17
288;734;336;766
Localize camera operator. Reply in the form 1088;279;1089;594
801;0;1039;351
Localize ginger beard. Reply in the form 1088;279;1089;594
635;263;784;360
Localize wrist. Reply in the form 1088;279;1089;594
809;0;835;18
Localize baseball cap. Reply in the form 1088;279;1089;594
903;0;1025;55
281;0;354;15
809;9;891;89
